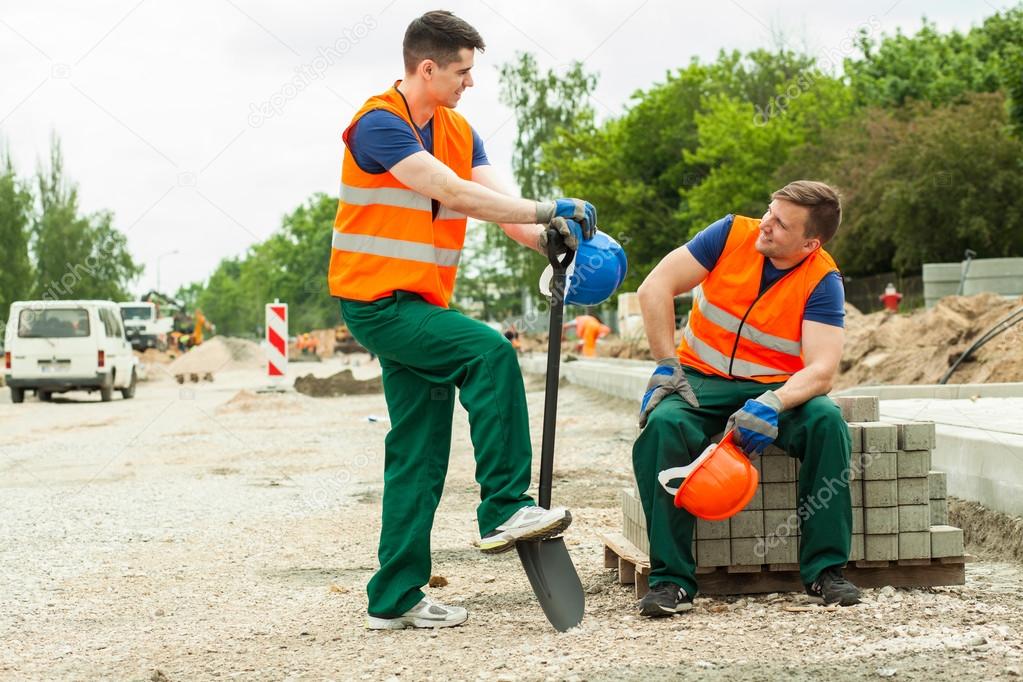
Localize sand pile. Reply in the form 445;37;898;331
167;337;263;376
836;293;1023;389
293;370;382;397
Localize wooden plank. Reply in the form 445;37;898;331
635;572;649;599
855;560;891;569
845;561;965;589
603;532;965;597
897;558;932;566
604;544;618;569
618;557;636;585
601;532;649;570
700;569;803;595
769;563;800;572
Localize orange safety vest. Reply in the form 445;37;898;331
328;82;474;307
676;215;839;383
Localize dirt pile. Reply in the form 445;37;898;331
836;294;1023;389
293;370;382;397
950;497;1023;563
167;337;263;376
216;389;304;415
137;348;174;365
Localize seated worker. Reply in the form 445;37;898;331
632;180;860;617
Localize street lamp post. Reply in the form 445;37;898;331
156;249;180;293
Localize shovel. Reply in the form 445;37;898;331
515;226;585;632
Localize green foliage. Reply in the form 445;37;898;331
193;193;338;336
0;138;143;310
498;53;598;202
681;74;854;233
846;7;1023;130
542;49;821;289
780;92;1023;275
0;149;34;324
451;221;525;320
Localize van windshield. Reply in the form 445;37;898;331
120;306;152;321
18;308;91;338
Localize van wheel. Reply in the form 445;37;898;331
10;387;25;403
100;374;114;402
39;390;52;402
121;369;137;399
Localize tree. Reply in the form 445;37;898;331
192;193;339;336
492;53;599;313
542;48;820;289
779;92;1023;274
680;73;854;234
0;149;33;325
32;139;142;301
846;8;1023;131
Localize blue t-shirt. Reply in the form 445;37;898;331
349;109;489;173
685;214;845;328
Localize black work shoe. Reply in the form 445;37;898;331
638;581;693;617
805;566;861;606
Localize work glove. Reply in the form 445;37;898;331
726;390;784;456
537;217;585;256
536;198;597;239
638;358;699;428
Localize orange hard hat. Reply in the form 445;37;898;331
657;431;760;521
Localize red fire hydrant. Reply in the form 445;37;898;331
879;282;903;312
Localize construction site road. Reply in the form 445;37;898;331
2;357;1022;681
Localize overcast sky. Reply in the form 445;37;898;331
0;0;1004;298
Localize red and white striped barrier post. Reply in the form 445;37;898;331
265;299;288;388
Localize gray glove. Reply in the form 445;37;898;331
725;390;784;455
537;216;582;256
638;358;700;428
535;198;597;239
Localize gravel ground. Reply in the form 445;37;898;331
2;356;1023;681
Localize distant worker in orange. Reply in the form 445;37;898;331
193;309;208;346
503;324;522;353
879;282;903;312
566;314;610;357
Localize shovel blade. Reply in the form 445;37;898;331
516;537;585;632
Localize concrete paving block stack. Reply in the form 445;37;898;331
618;395;965;576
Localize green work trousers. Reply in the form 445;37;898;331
340;292;534;617
632;369;851;596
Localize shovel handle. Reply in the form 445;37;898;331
538;226;575;509
545;225;576;273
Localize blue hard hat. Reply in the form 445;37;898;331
565;230;628;306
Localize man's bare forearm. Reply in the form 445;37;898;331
443;176;542;224
638;282;678;361
773;365;834;410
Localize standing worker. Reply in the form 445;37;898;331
329;10;601;630
192;309;210;346
632;181;861;617
566;314;610;357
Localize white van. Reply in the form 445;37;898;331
3;300;138;403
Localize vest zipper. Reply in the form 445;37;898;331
726;264;801;377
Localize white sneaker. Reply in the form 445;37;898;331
365;597;468;630
478;505;572;554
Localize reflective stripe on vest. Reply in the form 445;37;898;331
692;288;802;357
682;326;789;377
332;231;461;267
340;182;466;221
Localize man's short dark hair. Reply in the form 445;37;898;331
403;10;485;73
772;180;843;244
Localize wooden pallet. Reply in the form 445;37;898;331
601;532;969;598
